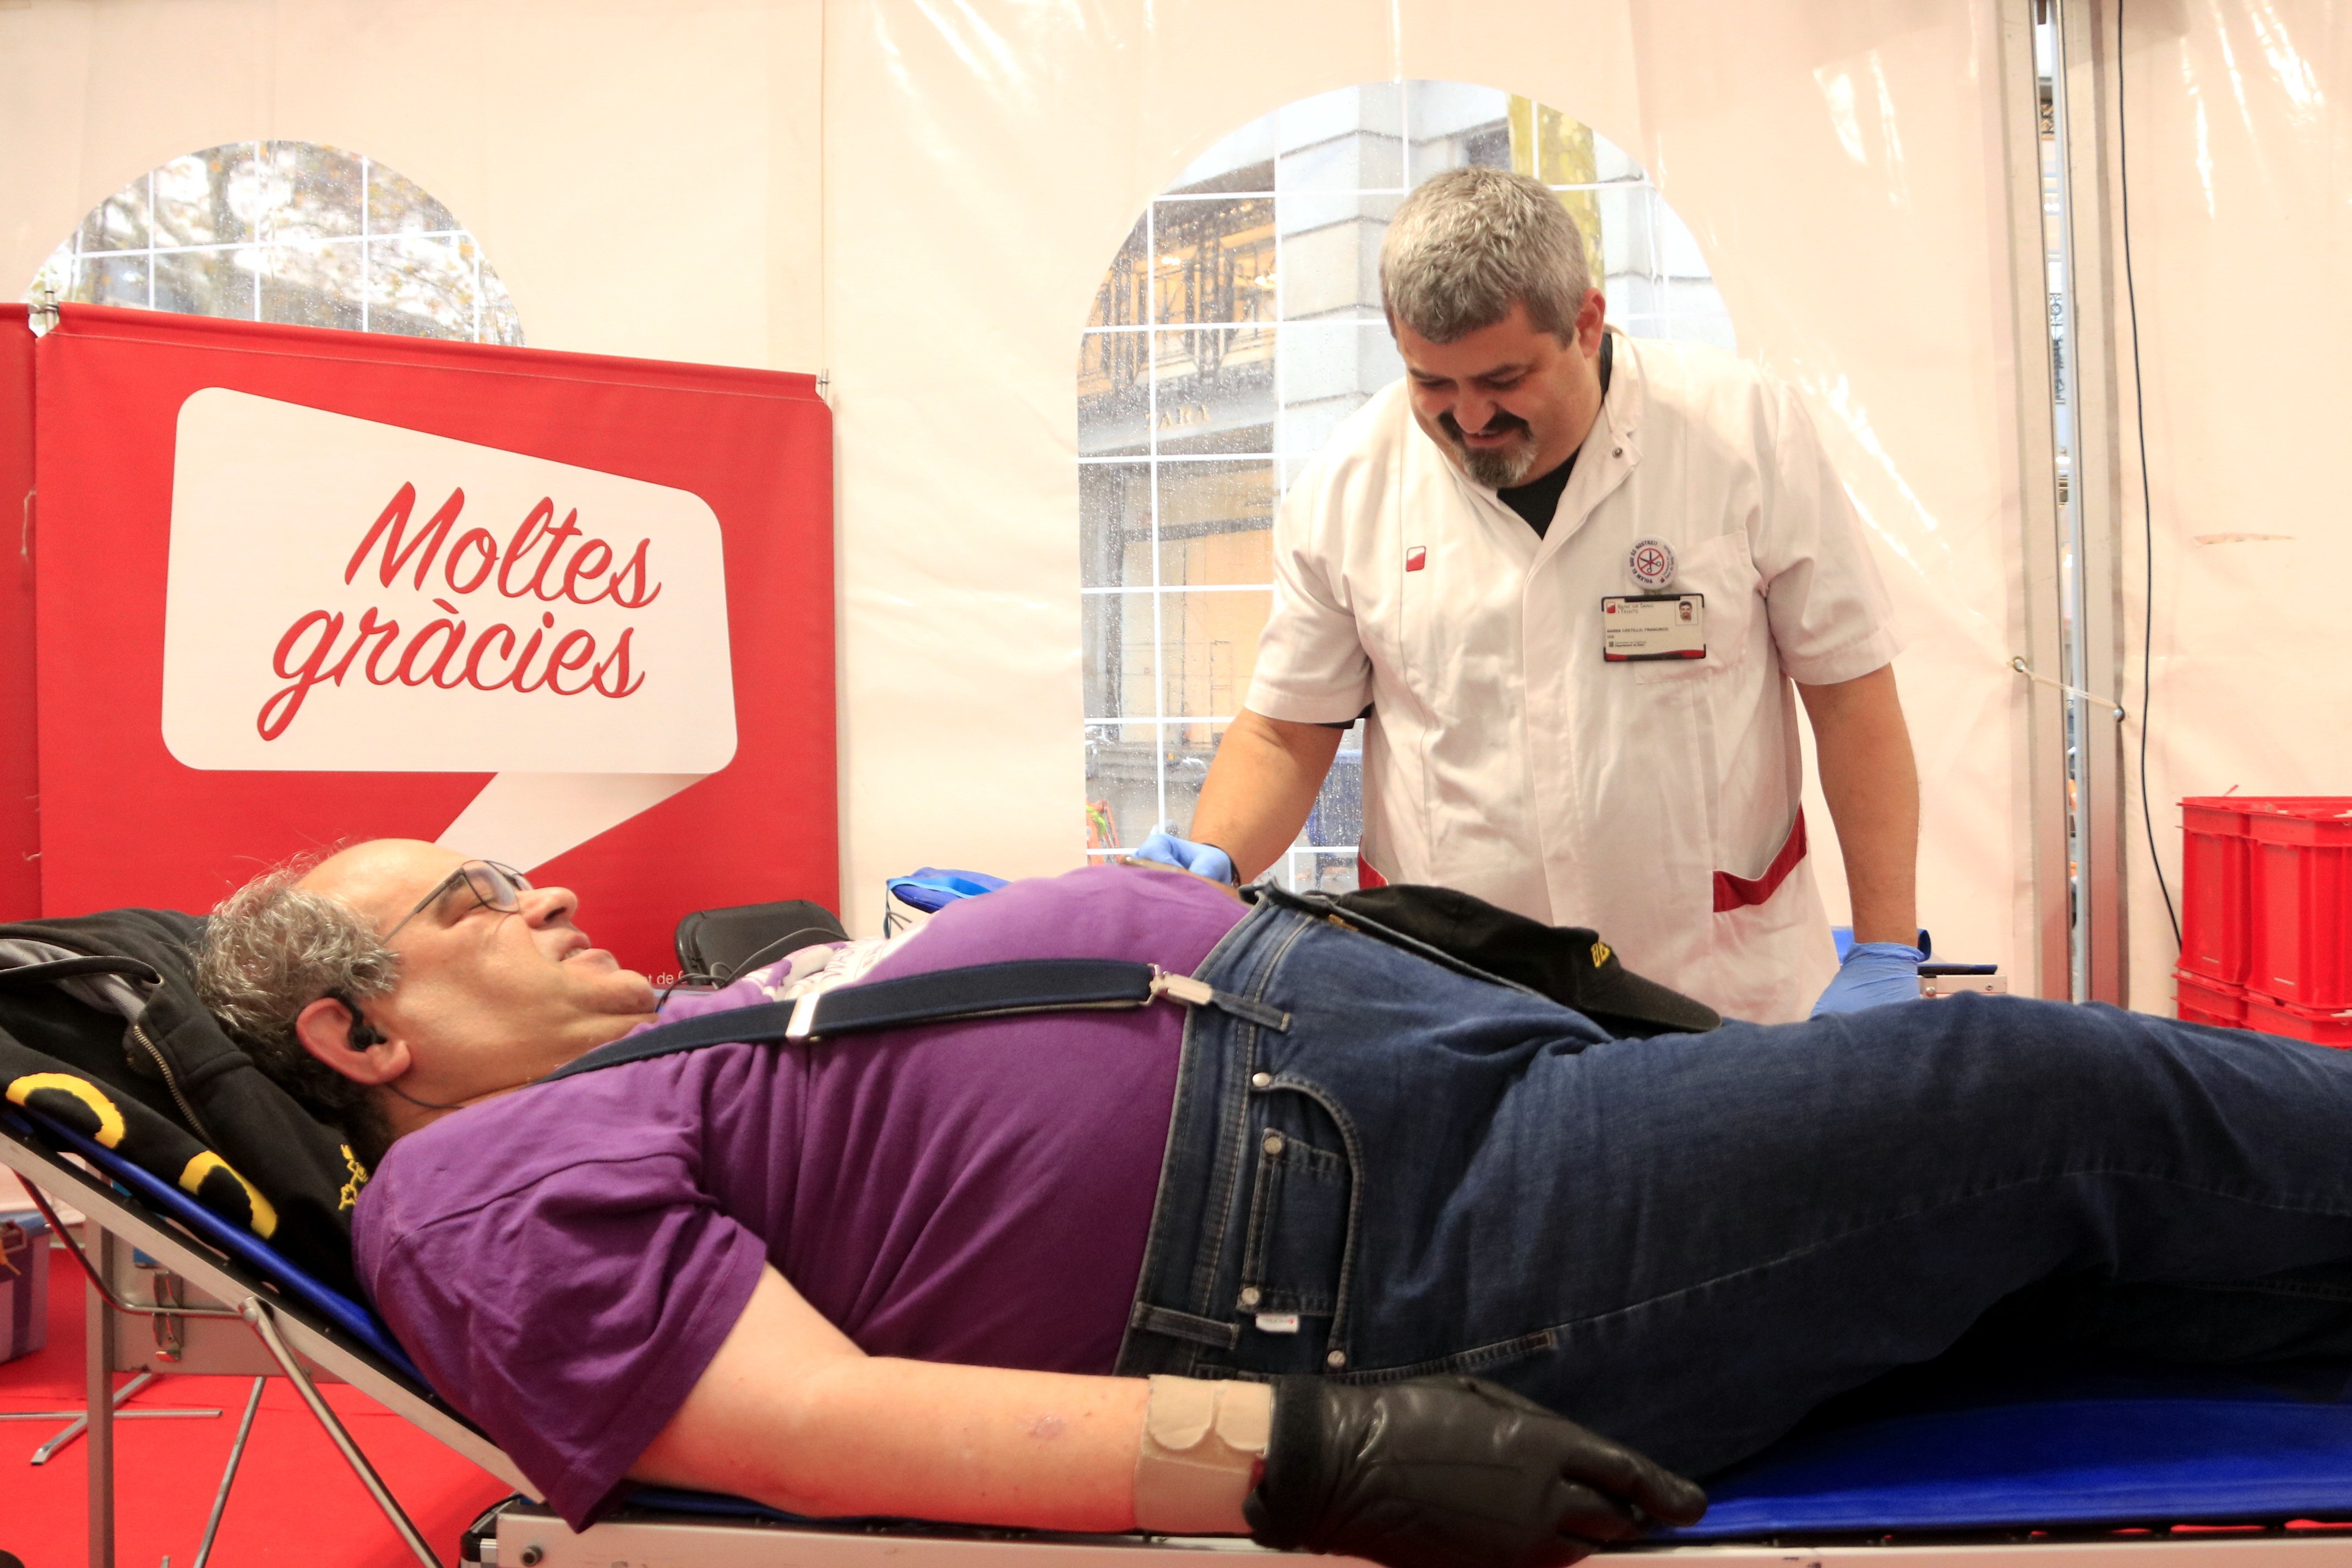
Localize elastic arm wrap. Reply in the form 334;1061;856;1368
1132;1375;1272;1534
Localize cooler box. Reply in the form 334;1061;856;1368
1;1210;50;1363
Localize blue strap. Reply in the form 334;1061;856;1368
545;957;1287;1085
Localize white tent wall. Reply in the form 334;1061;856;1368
825;0;2037;970
0;2;825;389
2110;0;2352;1015
2;0;2040;989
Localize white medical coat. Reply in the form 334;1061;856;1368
1245;335;1901;1023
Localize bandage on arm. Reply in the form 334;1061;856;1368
1133;1375;1272;1533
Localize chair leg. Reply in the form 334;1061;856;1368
33;1371;156;1464
192;1378;264;1568
238;1297;440;1568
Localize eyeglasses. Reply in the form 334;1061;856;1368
384;859;532;941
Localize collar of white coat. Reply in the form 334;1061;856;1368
1431;326;1642;562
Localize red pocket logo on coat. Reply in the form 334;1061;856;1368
1405;546;1427;572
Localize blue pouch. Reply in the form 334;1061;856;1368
883;867;1009;935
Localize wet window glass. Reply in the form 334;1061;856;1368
28;142;523;346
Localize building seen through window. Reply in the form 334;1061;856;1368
28;141;522;345
1079;81;1731;890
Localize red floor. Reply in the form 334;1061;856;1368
1;1253;512;1568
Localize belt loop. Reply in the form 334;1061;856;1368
1130;1302;1242;1352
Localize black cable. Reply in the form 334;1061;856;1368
2114;0;2181;948
661;923;849;1001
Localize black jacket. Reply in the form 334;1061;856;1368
0;909;366;1293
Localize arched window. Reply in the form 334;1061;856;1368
1078;83;1729;888
28;141;522;344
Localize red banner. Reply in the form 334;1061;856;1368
0;307;34;923
32;306;834;979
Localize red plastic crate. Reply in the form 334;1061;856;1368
2180;797;2352;1007
2243;800;2352;1011
2180;798;2256;986
2241;989;2352;1048
2173;969;2246;1028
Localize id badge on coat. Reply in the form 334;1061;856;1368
1602;594;1706;661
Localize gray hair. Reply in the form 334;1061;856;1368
195;854;399;1145
1380;166;1594;344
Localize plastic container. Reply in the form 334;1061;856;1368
2240;990;2352;1048
2174;970;2247;1028
2179;797;2258;986
2243;801;2352;1011
1;1210;51;1364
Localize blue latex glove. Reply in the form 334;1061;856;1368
1129;828;1237;885
1810;942;1925;1017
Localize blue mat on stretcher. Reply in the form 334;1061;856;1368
641;1354;2352;1539
1665;1355;2352;1538
15;1102;2352;1541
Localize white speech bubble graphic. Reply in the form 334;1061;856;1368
164;388;737;868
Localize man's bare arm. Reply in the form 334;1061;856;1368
633;1266;1151;1529
1189;708;1346;881
1796;664;1920;946
631;1264;1708;1554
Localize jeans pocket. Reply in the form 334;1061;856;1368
1237;1106;1351;1321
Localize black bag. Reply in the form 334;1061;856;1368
674;900;847;983
0;910;367;1293
1297;883;1722;1038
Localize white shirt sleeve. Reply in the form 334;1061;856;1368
1243;467;1377;724
1752;377;1904;687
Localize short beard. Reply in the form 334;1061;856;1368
1436;411;1541;488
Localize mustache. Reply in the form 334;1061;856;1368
1438;410;1531;443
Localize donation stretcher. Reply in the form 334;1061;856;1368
17;950;2352;1568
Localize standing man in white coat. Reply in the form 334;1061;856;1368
1134;167;1920;1023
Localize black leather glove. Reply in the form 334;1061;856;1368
1244;1375;1707;1568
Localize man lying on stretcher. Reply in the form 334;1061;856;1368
198;840;2352;1568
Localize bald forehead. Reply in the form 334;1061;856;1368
298;839;464;925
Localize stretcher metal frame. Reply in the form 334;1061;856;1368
14;1117;2352;1568
1;1114;525;1567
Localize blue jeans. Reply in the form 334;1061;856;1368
1112;891;2352;1477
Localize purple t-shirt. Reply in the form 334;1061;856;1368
352;864;1243;1527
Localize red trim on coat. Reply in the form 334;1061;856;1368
1356;853;1388;889
1713;807;1808;913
